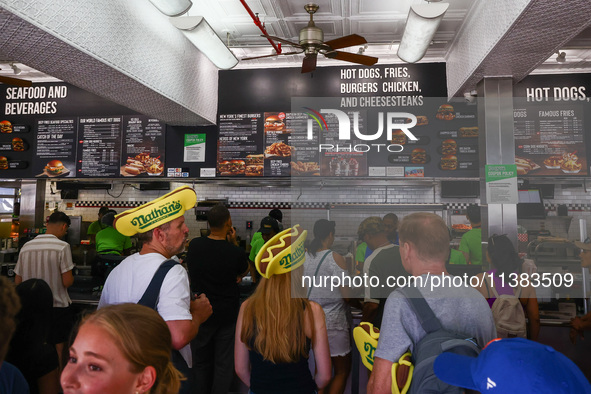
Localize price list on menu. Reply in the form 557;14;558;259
217;114;261;176
76;117;122;177
35;118;77;177
121;116;166;177
514;103;587;176
289;112;320;176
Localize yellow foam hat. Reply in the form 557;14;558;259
391;352;413;394
114;186;197;236
353;322;380;371
255;225;307;279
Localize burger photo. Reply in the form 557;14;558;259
264;115;285;131
0;156;7;170
245;165;264;176
45;160;66;176
415;115;429;126
230;159;246;175
0;120;12;133
441;139;457;155
218;160;231;175
435;104;455;121
410;148;427;164
440;155;458;170
391;129;407;145
11;137;25;152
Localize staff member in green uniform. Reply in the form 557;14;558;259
95;210;133;256
87;206;109;243
459;205;482;265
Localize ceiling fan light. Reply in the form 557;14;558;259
149;0;192;17
397;2;449;63
170;16;239;70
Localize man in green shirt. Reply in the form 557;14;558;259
459;205;482;265
248;216;279;283
87;206;109;243
95;211;133;256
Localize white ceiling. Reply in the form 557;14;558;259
2;0;591;84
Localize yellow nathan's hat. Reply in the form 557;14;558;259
353;322;380;371
113;186;197;236
255;224;307;279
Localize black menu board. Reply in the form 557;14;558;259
76;117;122;177
217;113;262;176
34;118;77;177
120;116;166;178
514;74;590;177
219;64;480;178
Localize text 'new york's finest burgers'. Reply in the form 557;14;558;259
264;115;285;131
45;160;65;175
440;155;458;170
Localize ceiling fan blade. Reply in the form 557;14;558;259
241;51;302;61
324;34;367;50
0;75;32;87
325;51;378;66
301;54;317;73
261;34;302;49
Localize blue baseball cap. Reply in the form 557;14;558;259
434;338;591;393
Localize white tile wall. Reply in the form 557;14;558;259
43;180;591;243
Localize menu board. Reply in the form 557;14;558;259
76;117;122;177
217;113;262;176
34;118;77;177
121;116;166;177
219;64;480;178
513;75;590;177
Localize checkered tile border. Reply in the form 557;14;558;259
444;203;477;210
75;201;147;208
545;203;591;212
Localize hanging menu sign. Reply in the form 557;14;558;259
76;117;122;177
34;118;77;177
217;113;262;176
120;116;165;177
513;75;589;177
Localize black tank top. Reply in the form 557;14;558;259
249;331;316;394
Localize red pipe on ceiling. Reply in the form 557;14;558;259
239;0;282;55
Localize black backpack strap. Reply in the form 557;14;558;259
138;259;179;310
399;286;442;334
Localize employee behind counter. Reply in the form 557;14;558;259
92;210;132;280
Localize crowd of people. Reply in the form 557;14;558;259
1;187;590;393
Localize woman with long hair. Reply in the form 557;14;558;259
304;219;352;394
61;303;183;394
235;226;331;394
473;234;540;340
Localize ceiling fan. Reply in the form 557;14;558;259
242;3;378;73
0;63;33;87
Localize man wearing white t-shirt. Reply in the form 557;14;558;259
99;187;212;394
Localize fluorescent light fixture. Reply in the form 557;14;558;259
149;0;192;17
397;1;449;63
170;16;239;70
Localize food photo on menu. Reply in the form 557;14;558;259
35;159;73;177
264;141;294;158
121;152;164;177
516;151;586;176
290;161;320;176
245;154;263;177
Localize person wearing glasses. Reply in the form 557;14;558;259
14;211;75;368
570;237;591;344
472;234;540;340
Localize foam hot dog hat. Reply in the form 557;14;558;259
113;186;197;236
255;224;307;279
